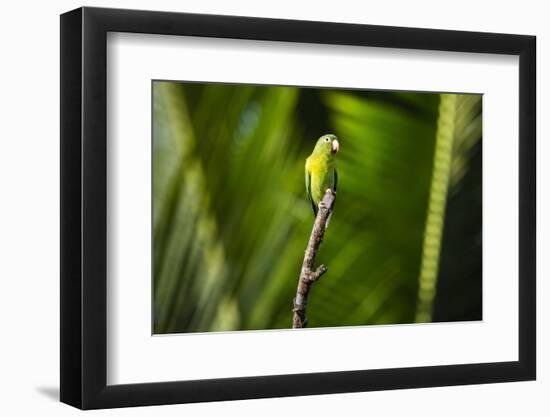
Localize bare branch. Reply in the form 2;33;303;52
293;189;336;328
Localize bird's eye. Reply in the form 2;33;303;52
324;137;330;142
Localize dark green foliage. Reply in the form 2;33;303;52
434;97;483;322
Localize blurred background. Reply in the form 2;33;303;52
152;80;482;334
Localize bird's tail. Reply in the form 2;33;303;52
325;197;335;229
325;211;332;229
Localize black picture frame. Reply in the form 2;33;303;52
60;6;536;410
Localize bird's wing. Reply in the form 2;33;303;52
305;160;317;216
333;168;338;192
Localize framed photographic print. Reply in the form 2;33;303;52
60;6;536;409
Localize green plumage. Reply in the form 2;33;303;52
305;134;339;216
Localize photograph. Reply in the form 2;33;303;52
53;3;539;411
152;80;482;334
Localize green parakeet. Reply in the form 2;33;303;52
305;134;339;216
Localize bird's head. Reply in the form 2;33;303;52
314;134;340;156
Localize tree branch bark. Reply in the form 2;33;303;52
293;188;336;328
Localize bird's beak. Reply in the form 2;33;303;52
331;139;340;154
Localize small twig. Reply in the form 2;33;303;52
293;189;336;328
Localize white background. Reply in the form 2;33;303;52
0;0;546;416
108;34;519;384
